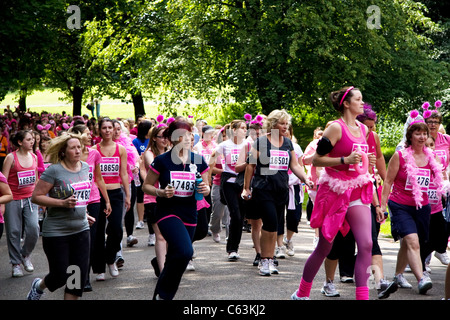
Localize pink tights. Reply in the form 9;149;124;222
297;205;372;299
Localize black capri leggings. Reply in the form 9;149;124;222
42;230;90;297
253;188;288;233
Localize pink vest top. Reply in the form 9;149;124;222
389;150;431;207
97;143;121;185
86;148;102;204
8;151;37;200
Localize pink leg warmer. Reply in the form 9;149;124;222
355;286;369;300
297;278;313;298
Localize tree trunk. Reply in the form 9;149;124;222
72;86;84;116
131;91;146;121
18;86;27;112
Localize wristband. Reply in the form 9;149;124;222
340;156;345;164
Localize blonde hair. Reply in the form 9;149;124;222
263;109;291;131
45;132;84;164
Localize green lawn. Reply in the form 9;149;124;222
1;89;161;120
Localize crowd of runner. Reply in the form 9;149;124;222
0;86;449;300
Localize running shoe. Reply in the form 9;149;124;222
435;252;450;265
394;274;412;288
321;280;340;297
259;258;271;276
377;278;398;299
291;290;310;300
22;256;34;272
27;278;44;300
418;274;432;294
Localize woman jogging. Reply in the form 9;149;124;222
142;119;209;300
291;86;381;300
27;132;92;300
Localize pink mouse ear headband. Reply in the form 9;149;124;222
421;100;442;119
37;124;52;131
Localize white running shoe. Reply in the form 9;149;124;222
96;273;105;281
434;251;450;265
108;263;119;277
275;246;286;259
12;264;23;277
259;258;270;276
22;256;34;272
291;290;310;300
148;234;156;246
135;221;145;229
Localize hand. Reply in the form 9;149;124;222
87;214;96;226
125;197;131;211
197;181;210;195
346;151;361;165
241;188;252;201
367;153;377;167
63;195;77;208
305;179;314;189
376;206;386;223
160;185;174;198
104;202;112;217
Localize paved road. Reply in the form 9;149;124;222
0;218;448;305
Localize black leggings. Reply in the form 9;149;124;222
92;188;124;272
125;182;137;236
42;230;90;297
220;176;245;253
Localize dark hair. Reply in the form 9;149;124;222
163;119;192;143
137;120;153;142
425;111;443;124
330;86;360;114
11;130;33;148
202;125;214;134
98;117;114;139
405;122;429;148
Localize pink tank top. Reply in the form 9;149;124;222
327;118;368;178
389;150;431;207
97;143;121;185
8;151;37;200
87;148;102;204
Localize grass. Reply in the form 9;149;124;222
1;89;162;120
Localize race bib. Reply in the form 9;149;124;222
405;169;430;192
427;181;440;205
71;181;92;207
349;143;369;171
201;149;213;164
17;170;36;188
434;150;448;167
269;150;289;171
170;171;196;197
88;165;94;182
100;157;120;176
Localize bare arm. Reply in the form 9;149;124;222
94;164;111;216
380;151;400;214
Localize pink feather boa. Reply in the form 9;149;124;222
403;146;444;209
115;133;139;176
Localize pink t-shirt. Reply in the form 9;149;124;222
0;172;7;223
86;148;102;204
389;150;431;207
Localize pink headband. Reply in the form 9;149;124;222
339;86;354;106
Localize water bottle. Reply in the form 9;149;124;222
133;171;141;187
194;172;203;200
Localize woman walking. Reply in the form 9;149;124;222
2;130;39;277
381;120;444;295
91;118;130;280
242;110;312;275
